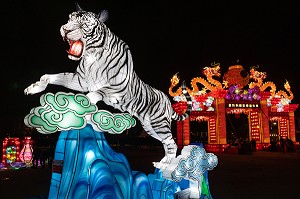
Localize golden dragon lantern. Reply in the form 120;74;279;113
169;62;225;98
248;67;294;101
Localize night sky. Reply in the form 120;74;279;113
1;0;300;134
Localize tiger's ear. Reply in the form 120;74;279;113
98;10;109;22
75;2;84;11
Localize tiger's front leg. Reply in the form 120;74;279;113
25;73;89;95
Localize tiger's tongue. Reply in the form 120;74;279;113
68;40;83;57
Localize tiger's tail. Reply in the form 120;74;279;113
171;80;192;121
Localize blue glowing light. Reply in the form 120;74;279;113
48;124;215;198
49;124;153;199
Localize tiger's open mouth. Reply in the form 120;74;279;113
66;39;83;59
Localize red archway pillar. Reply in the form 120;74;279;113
208;117;217;143
175;117;190;148
289;111;296;142
216;98;227;144
260;99;270;143
183;118;190;146
176;121;183;149
279;118;288;139
249;111;261;141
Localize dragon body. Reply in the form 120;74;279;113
249;68;293;100
169;63;223;97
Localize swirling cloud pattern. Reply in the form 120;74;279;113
40;92;97;116
24;92;136;134
24;92;97;134
163;145;218;182
92;110;136;134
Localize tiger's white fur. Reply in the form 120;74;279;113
24;4;192;169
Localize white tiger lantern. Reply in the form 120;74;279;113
24;3;192;169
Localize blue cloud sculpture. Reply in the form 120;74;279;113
162;145;218;198
49;124;153;199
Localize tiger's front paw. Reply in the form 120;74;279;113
24;75;50;95
24;81;48;95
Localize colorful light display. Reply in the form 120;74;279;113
6;146;17;163
2;138;21;165
225;84;261;101
169;64;299;150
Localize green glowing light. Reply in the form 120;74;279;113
25;92;97;133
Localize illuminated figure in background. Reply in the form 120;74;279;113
24;3;192;169
19;137;33;167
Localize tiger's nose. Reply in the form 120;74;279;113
62;26;72;34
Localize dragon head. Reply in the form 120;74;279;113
202;63;221;77
60;3;109;61
250;68;267;81
170;73;180;86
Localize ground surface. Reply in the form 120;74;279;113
0;148;299;199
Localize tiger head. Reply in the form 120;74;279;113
60;3;109;61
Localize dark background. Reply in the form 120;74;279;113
1;0;300;135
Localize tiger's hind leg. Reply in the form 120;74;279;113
153;133;177;169
143;131;177;169
141;119;177;169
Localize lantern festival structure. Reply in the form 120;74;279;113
2;137;21;165
23;4;218;198
24;92;218;198
169;64;299;152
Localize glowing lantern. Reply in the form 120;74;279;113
19;137;33;167
6;146;17;163
2;138;21;165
